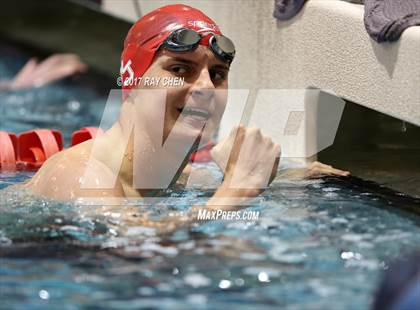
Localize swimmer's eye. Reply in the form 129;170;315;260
169;65;192;76
209;69;228;83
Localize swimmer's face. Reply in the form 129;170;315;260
132;45;229;151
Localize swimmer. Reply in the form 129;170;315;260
18;5;349;227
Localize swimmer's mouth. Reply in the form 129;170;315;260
177;107;212;119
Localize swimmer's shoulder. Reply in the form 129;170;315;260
24;142;124;201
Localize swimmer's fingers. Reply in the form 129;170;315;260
305;161;350;179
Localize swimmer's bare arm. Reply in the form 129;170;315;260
179;161;349;187
178;150;349;191
24;126;277;233
137;125;280;233
0;54;87;91
157;128;349;233
279;161;350;180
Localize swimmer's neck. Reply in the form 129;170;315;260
94;122;189;198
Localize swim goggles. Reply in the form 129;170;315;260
159;28;235;64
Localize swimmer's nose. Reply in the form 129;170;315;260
190;68;215;102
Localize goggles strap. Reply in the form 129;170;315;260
198;33;212;46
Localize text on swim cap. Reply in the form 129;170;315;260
187;20;219;32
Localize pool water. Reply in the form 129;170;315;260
1;45;420;310
0;42;109;144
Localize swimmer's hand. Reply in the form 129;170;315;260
210;125;281;201
304;161;350;178
1;54;87;90
129;126;280;234
121;126;280;234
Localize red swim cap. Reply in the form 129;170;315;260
120;4;222;96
